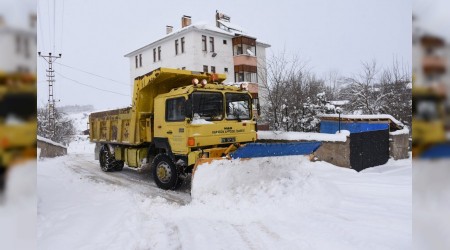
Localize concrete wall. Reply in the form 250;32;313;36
37;140;67;158
389;133;409;160
313;137;351;168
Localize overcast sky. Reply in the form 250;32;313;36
35;0;411;110
413;0;450;40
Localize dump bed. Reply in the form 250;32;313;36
89;106;152;145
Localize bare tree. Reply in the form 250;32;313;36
340;60;387;114
258;51;335;131
37;107;76;145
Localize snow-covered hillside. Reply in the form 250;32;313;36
37;133;411;249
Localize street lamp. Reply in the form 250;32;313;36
336;107;342;133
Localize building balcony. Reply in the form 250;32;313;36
421;35;445;48
233;54;257;66
423;56;446;74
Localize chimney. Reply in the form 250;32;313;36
0;16;5;27
29;13;37;29
181;15;191;28
166;25;173;34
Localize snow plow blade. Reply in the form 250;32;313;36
193;142;322;176
420;143;450;159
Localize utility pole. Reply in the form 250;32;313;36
38;52;62;136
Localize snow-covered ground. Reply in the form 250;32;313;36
37;135;412;249
0;161;37;250
413;159;450;250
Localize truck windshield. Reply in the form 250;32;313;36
191;92;223;121
0;93;36;122
413;97;440;121
225;93;251;120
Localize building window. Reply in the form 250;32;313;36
175;39;179;55
223;39;227;45
153;48;156;62
209;37;215;52
224;67;228;73
203;65;208;73
211;66;216;73
24;37;30;58
202;35;207;51
181;37;185;53
135;55;138;68
236;46;243;55
158;46;161;61
139;54;142;67
15;35;21;54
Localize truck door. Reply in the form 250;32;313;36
162;97;187;154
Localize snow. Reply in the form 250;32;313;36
0;161;37;250
191;118;214;125
330;100;350;106
37;136;411;249
37;135;67;148
258;130;349;142
414;159;450;249
389;126;409;135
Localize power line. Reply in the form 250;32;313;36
60;0;65;51
37;0;46;52
53;0;56;51
55;72;131;97
55;62;130;86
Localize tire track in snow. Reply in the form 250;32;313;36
63;153;191;205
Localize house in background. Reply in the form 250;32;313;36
124;11;270;102
0;14;37;74
412;33;449;98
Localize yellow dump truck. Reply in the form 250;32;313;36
89;68;257;189
412;85;447;157
0;72;37;191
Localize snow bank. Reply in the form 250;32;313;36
258;130;348;142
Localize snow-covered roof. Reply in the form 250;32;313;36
318;114;409;134
37;136;67;148
124;21;270;57
329;100;349;106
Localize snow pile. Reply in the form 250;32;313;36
192;156;338;209
258;130;348;142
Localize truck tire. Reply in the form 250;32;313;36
99;145;115;172
152;154;180;190
114;161;125;171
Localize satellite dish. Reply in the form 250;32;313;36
246;49;254;56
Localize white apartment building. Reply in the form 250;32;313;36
412;33;450;98
124;13;270;95
0;15;37;73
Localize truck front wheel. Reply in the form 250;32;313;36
152;154;179;190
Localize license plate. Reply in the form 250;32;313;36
221;137;236;143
